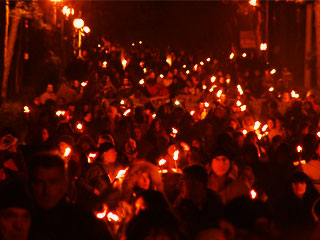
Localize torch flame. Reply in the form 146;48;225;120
116;167;129;179
254;121;261;130
300;160;306;165
186;70;190;74
240;105;247;111
96;204;108;219
242;53;247;58
173;150;179;161
202;85;207;90
24;106;30;113
120;100;125;105
250;189;257;199
297;145;303;153
159;159;166;166
204;102;210;108
123;109;131;116
211;76;216;83
166;55;172;66
270;69;276;75
237;85;243;95
243;129;248;135
121;59;127;69
262;124;268;132
293;161;300;167
76;123;83;130
87;153;97;163
269;87;274;92
160;74;164;78
102;61;107;68
317;131;320;138
236;100;242;107
229;53;234;60
217;90;222;98
107;212;119;222
190;110;195;116
182;65;186;68
206;58;211;62
174;100;180;106
260;43;267;51
200;61;204;66
226;78;231;84
139;79;145;85
64;147;71;157
194;64;198;71
152;113;156;119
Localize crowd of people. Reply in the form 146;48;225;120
1;39;320;240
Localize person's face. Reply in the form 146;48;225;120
134;128;142;141
137;172;150;190
102;148;117;164
292;182;307;199
31;167;67;210
47;84;54;93
0;207;31;240
74;80;80;88
42;129;49;142
211;156;230;177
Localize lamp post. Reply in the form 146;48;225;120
73;18;84;58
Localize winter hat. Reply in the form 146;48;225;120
99;142;115;155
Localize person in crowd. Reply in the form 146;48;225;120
39;84;57;105
28;153;113;240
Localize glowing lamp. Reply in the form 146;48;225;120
83;26;90;34
73;18;84;29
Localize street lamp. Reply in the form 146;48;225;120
73;18;84;57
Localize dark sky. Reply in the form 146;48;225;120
79;1;237;56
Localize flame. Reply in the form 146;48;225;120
249;0;258;6
202;85;207;90
182;65;186;68
262;124;268;132
96;204;108;219
139;79;145;85
172;127;178;134
186;70;190;74
123;109;131;116
56;110;66;116
243;129;247;135
257;134;262;140
204;102;209;108
152;113;156;119
107;212;119;222
24;106;30;113
159;159;166;166
293;161;300;167
269;87;274;92
81;81;88;87
237;85;243;95
206;58;211;62
317;131;320;138
132;43;135;46
139;61;144;67
211;76;216;83
291;90;299;98
190;110;195;116
242;53;247;58
270;69;276;75
194;64;198;71
174;100;180;106
76;123;83;130
236;100;242;107
166;55;172;66
300;160;306;165
199;61;204;66
121;59;127;69
297;145;303;153
87;153;97;163
160;74;164;78
229;53;234;60
209;85;217;92
226;78;231;84
139;41;142;44
64;147;71;157
260;43;267;51
254;121;261;130
120;100;125;105
250;189;257;199
173;150;179;161
143;68;147;73
102;61;107;68
116;167;129;179
217;90;222;98
240;105;247;111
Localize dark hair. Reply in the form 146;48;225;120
183;165;208;186
29;154;65;179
